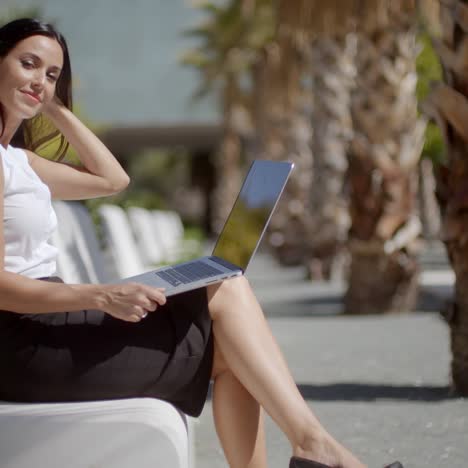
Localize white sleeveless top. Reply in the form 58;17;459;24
1;144;58;278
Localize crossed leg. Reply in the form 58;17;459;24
211;338;267;467
207;276;366;468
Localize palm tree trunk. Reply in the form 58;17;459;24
307;34;356;279
211;76;245;234
250;0;358;270
344;1;426;314
423;0;468;394
251;37;314;265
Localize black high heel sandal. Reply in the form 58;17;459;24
289;456;404;468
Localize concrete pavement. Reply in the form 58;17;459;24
194;244;468;468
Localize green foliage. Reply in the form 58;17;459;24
416;32;442;101
416;32;445;165
422;122;445;165
85;147;192;218
127;147;192;202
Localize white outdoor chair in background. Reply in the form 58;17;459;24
163;210;201;257
165;210;185;239
127;206;167;266
51;200;109;283
152;210;200;262
97;204;148;278
0;201;196;468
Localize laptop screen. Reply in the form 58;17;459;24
212;160;293;270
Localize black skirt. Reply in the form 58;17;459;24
0;277;213;417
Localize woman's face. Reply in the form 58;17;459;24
0;35;64;121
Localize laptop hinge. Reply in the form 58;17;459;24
209;256;242;272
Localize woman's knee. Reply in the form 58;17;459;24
207;276;251;319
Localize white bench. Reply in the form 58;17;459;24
0;201;196;468
0;398;193;468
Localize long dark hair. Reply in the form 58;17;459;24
0;18;73;160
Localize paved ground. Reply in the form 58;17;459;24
194;244;468;468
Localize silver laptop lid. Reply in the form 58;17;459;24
212;160;294;270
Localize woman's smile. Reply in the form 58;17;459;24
20;89;43;104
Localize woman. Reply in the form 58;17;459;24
0;18;402;468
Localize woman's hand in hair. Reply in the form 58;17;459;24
97;282;167;323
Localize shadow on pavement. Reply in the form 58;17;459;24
260;287;452;317
206;383;456;402
296;382;456;402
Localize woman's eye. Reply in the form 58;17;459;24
47;74;58;82
21;60;34;68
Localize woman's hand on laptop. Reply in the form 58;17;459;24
98;283;166;322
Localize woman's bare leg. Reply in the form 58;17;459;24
207;277;366;468
211;339;267;467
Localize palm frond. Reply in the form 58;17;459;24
181;0;276;101
182;22;216;39
179;49;212;68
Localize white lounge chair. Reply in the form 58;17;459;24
0;398;193;468
51;200;110;283
0;201;196;468
127;206;167;266
152;210;200;262
97;204;148;278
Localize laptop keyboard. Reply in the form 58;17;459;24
155;261;224;287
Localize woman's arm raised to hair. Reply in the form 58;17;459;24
28;99;130;200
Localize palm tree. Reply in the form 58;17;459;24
252;0;360;266
344;0;426;314
304;35;356;280
250;18;315;264
422;0;468;394
274;1;424;294
184;1;317;265
184;1;356;267
182;1;274;233
290;2;359;278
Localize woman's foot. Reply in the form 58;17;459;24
293;429;366;468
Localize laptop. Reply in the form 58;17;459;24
122;160;294;296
